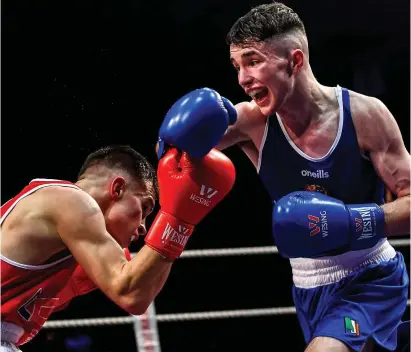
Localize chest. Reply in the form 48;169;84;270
258;113;382;204
280;111;340;159
250;110;343;160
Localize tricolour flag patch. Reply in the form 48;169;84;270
344;317;360;336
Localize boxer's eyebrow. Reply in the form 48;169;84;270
136;187;156;213
241;50;259;58
139;190;154;206
230;50;260;64
232;50;259;59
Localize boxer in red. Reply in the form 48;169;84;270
1;145;235;351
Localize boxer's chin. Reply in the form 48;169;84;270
259;105;274;117
258;91;276;116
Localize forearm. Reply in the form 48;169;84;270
119;246;172;314
150;263;172;299
382;195;410;236
130;246;172;300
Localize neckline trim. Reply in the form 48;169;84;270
276;85;344;163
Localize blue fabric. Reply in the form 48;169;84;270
258;87;384;205
292;253;409;351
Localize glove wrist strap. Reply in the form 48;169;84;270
347;203;386;250
145;210;194;261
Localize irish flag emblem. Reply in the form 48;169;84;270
344;317;360;336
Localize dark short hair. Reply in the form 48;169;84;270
78;145;158;199
226;2;305;46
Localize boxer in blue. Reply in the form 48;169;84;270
156;3;410;351
219;3;409;351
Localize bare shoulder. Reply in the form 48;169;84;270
5;185;93;218
14;186;102;227
1;185;101;264
41;186;101;220
42;186;109;249
348;90;387;117
347;90;399;152
235;100;266;128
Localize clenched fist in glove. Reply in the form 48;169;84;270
145;148;236;261
157;88;237;158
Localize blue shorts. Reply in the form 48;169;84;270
292;252;409;351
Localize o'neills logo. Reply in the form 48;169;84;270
301;169;329;178
161;223;190;246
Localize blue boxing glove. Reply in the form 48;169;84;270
157;88;237;158
272;191;386;258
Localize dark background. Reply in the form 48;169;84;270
2;0;410;351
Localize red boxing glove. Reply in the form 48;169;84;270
145;148;235;261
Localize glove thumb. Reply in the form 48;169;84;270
221;97;237;125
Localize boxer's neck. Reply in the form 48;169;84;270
276;67;333;137
75;177;105;206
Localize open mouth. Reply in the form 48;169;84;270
250;88;269;105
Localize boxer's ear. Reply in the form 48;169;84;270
290;49;304;74
110;177;126;200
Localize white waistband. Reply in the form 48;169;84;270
0;341;22;352
1;322;24;344
290;239;396;288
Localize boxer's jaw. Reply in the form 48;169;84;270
230;42;292;117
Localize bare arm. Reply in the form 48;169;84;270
54;188;172;315
216;101;263;151
359;97;410;236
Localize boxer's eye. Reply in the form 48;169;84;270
249;60;259;67
142;200;154;218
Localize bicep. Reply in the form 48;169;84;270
54;189;127;295
372;143;410;198
368;102;410;197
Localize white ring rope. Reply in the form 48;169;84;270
159;239;409;259
156;306;298;321
44;307;299;328
44;301;410;328
43;239;410;329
